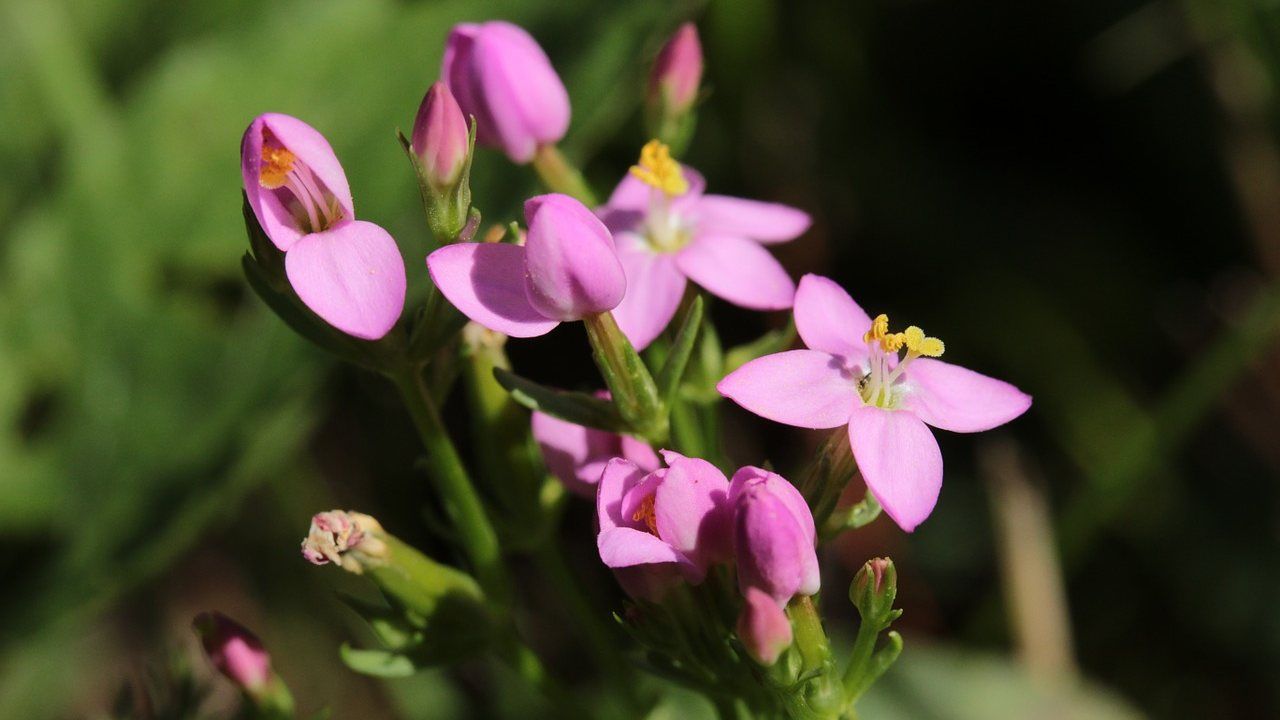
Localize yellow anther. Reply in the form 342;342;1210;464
864;314;904;352
902;325;945;357
629;139;688;196
259;145;296;189
632;493;659;535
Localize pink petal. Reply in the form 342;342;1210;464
523;194;626;321
426;242;559;338
609;237;688;351
737;586;794;666
597;458;647;531
846;406;943;532
284;221;405;341
794;274;873;362
603;165;706;214
531;411;623;496
901;358;1033;433
620;435;661;473
676;234;795;310
717;350;860;429
597;527;685;569
728;467;816;548
734;483;817;604
654;456;732;568
693;195;811;245
472;22;570;163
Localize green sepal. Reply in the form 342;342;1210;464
492;367;630;433
656;295;704;407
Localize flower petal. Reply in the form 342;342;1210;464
284;221;405;340
531;411;624;496
693;195;811;245
901;358;1032;433
597;458;647;531
794;274;873;362
737;586;794;666
717;350;860;429
734;483;817;603
728;467;816;548
654;456;732;568
676;234;795;310
597;526;685;569
426;242;559;338
846;406;943;532
523;194;626;320
620;434;661;472
610;237;688;351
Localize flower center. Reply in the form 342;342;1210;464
258;134;343;233
858;313;945;409
629;139;693;253
632;493;659;535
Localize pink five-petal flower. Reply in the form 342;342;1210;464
532;396;660;496
427;194;625;337
241;114;405;340
193;612;272;692
718;274;1032;532
596;156;810;350
596;452;732;601
729;466;820;605
442;21;570;164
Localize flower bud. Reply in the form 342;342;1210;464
649;23;702;116
442;21;570;164
412;82;470;190
645;23;703;153
736;587;794;666
522;194;626;320
192;612;272;692
849;557;899;627
730;467;820;605
301;510;486;621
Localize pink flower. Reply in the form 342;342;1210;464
736;587;793;666
597;141;811;350
596;451;732;601
427;193;626;336
729;466;820;605
718;274;1032;532
532;396;660;496
649;23;703;116
442;21;570;164
412;82;470;189
241;113;406;340
193;612;272;692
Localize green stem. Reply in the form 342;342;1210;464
391;366;507;604
496;633;591;720
840;616;885;703
531;143;599;206
582;311;667;443
789;596;831;676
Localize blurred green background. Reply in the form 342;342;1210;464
3;0;1279;717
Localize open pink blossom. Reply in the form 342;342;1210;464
718;274;1032;532
241;113;406;340
428;194;625;337
729;466;820;605
442;21;570;164
596;451;732;601
596;141;811;350
532;395;660;496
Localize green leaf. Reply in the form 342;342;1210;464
656;295;704;407
492;367;629;433
339;645;417;679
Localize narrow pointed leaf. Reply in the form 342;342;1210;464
492;367;629;433
656;295;704;406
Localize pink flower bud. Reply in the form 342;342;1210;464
737;587;794;666
649;23;703;115
192;612;272;692
522;194;626;321
412;82;470;189
442;21;570;164
730;467;820;605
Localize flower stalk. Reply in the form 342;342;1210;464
531;143;599;206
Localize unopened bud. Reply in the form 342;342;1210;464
850;557;900;627
192;612;271;692
736;587;794;666
412;82;470;190
645;23;703;153
301;510;388;574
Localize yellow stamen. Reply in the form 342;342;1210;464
632;494;659;535
863;314;904;353
901;325;945;357
865;315;943;357
629;139;688;196
259;145;296;189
